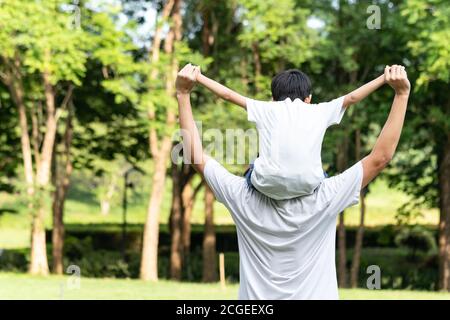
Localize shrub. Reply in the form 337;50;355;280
394;225;437;260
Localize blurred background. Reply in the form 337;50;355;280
0;0;449;299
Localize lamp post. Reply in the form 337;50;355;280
121;166;144;261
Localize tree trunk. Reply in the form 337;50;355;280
202;184;217;282
7;65;34;197
169;161;183;280
438;134;450;291
181;173;202;281
29;208;48;275
51;105;73;274
140;0;182;281
169;162;197;280
337;212;347;287
337;134;349;288
149;0;175;80
140;138;173;281
350;128;366;288
181;176;193;279
29;63;59;275
350;190;366;287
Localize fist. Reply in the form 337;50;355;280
176;63;200;94
384;65;410;96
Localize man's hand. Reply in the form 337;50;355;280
176;63;200;95
385;65;410;96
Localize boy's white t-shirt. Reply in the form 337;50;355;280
246;96;346;200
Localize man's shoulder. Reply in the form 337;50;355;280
204;158;246;201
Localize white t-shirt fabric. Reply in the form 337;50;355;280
204;158;363;300
246;96;346;200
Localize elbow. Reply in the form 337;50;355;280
344;95;356;108
222;91;232;102
348;94;358;105
371;152;393;170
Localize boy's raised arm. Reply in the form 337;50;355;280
197;72;247;109
342;66;390;108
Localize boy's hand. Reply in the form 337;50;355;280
176;63;200;94
385;65;410;96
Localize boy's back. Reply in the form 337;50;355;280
247;96;345;200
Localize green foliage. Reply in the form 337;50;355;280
0;249;28;273
402;0;450;87
387;0;450;215
0;89;19;192
0;0;89;85
63;236;133;278
237;0;314;64
395;225;437;257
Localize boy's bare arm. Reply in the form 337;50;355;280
343;66;390;108
197;73;247;109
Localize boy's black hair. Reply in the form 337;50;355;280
271;69;312;101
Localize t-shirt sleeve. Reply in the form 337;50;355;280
203;158;244;205
317;96;346;127
319;161;363;217
246;98;273;124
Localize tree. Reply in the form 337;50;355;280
140;0;182;281
237;0;315;96
389;0;450;290
0;0;148;274
0;0;89;274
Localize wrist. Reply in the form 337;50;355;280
196;73;206;85
176;91;191;98
394;91;410;98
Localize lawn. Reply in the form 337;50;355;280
0;273;449;300
0;179;440;249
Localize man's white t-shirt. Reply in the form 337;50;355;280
204;158;363;300
246;96;346;200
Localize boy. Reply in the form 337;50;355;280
190;63;391;200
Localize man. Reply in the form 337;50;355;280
175;64;410;299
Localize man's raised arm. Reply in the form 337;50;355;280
361;64;410;188
176;64;209;175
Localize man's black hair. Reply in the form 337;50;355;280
271;69;312;101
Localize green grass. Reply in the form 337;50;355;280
0;179;440;249
0;273;449;300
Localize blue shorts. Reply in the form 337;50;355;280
244;164;255;188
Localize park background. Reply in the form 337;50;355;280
0;0;449;299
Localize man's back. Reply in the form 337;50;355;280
204;158;362;299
